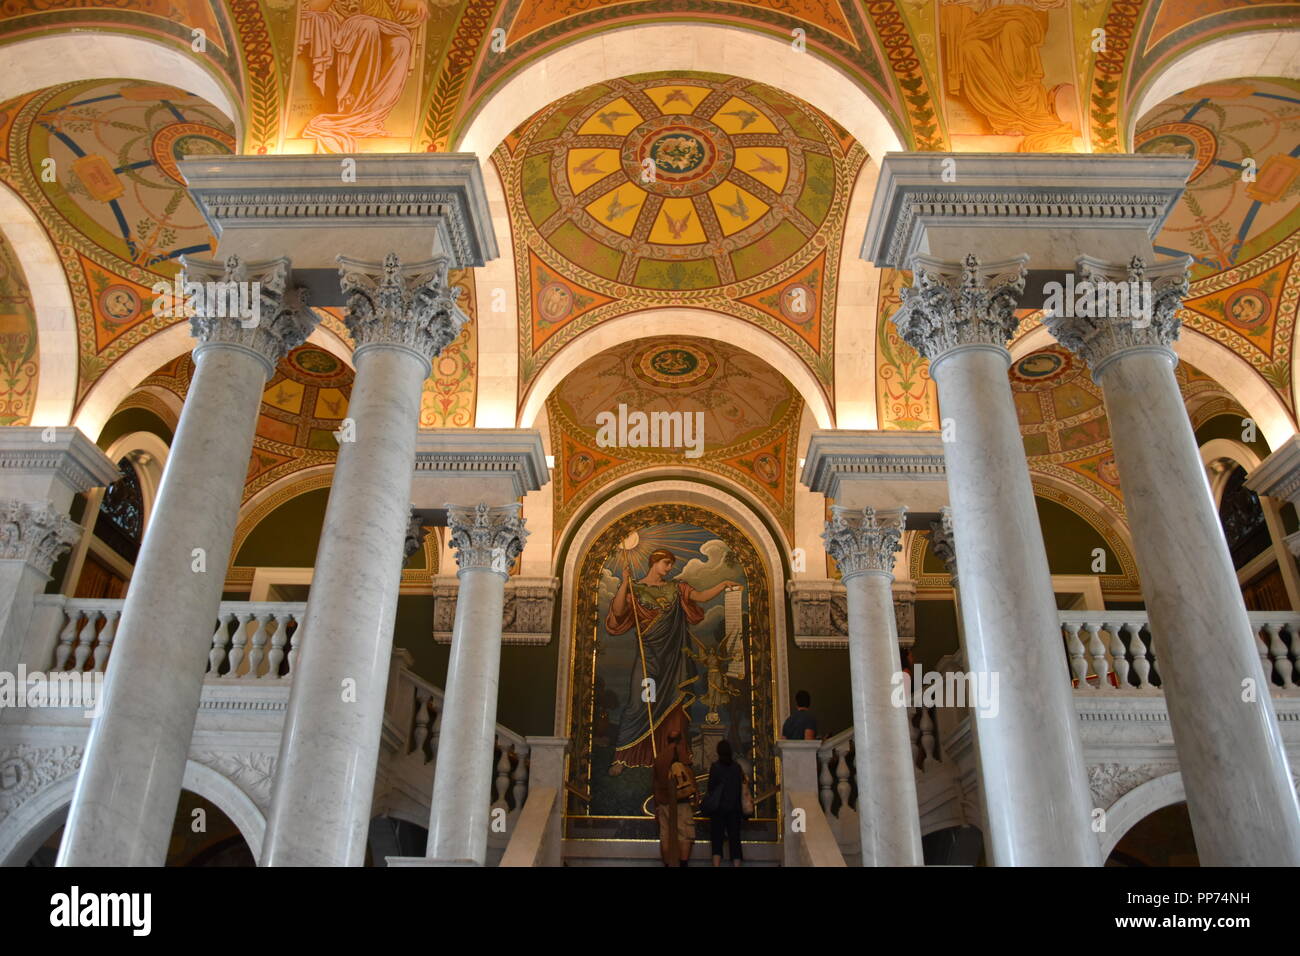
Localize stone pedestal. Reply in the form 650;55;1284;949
823;506;923;867
425;503;528;866
890;255;1099;866
59;259;313;866
1050;257;1300;865
262;255;467;867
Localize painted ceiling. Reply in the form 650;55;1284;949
499;70;861;404
547;334;802;542
0;229;36;425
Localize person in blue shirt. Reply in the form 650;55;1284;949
781;689;818;740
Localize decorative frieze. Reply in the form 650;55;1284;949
1045;256;1190;378
0;744;82;825
0;500;81;574
894;254;1029;363
1087;762;1178;811
0;429;120;501
185;255;317;372
432;576;558;645
338;253;468;367
822;506;907;581
190;750;277;811
446;502;528;577
786;579;916;651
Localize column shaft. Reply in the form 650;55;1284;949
261;345;427;866
426;566;507;864
931;346;1098;864
1099;350;1300;863
59;345;270;865
843;570;923;865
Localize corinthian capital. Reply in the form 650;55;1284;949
1045;255;1190;377
894;253;1029;364
184;255;318;374
338;253;467;368
823;506;906;580
446;502;528;577
928;506;959;581
0;500;81;574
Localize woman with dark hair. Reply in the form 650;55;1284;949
703;739;744;866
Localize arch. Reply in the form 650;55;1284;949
103;430;171;530
1200;436;1262;509
1030;472;1138;579
1011;325;1295;451
1126;30;1300;149
0;33;243;140
517;310;835;430
0;181;77;427
1098;770;1186;860
232;466;337;562
74;323;355;442
0;759;263;866
552;474;791;737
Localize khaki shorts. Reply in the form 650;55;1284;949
657;801;695;845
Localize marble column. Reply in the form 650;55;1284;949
425;502;527;865
894;253;1098;866
0;502;81;679
1048;256;1300;865
823;506;923;867
261;254;467;867
58;257;312;866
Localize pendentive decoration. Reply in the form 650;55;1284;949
1045;256;1191;378
0;500;81;574
185;255;317;371
446;502;528;577
823;506;907;580
338;252;468;366
894;253;1029;363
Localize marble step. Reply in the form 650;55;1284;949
561;838;782;867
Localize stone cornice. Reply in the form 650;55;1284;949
823;506;906;581
413;430;550;499
1246;436;1300;505
1045;256;1190;379
801;430;947;503
862;153;1195;268
0;428;120;494
447;503;528;577
895;254;1028;363
179;153;496;270
184;255;317;373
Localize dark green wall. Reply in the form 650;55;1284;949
234;489;329;567
1195;413;1272;460
97;408;173;450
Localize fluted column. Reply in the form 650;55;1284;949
424;502;527;865
1047;256;1300;865
60;257;314;866
261;254;467;867
823;506;923;867
894;254;1098;866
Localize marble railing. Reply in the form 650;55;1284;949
1059;610;1300;694
37;597;307;681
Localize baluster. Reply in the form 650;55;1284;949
72;611;99;673
92;609;119;672
208;613;231;676
918;707;938;769
834;744;852;811
227;611;251;677
1107;621;1129;690
817;750;834;816
429;705;443;768
1255;624;1274;690
266;614;289;679
1128;625;1152;689
1288;624;1300;686
246;611;271;678
411;691;431;759
286;616;305;675
1266;622;1295;689
494;739;513;806
53;610;79;671
1063;621;1088;688
1085;623;1108;690
512;747;529;811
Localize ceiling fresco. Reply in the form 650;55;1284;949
0;230;36;425
500;71;864;404
547;334;802;543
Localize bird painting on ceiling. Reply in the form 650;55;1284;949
719;191;750;222
665;209;693;239
748;155;783;175
663;89;692;109
722;109;759;129
572;155;605;177
597;109;633;131
605;191;641;222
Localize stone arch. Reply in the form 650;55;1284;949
516;310;834;430
103;430;171;530
1098;770;1186;860
1200;436;1262;509
459;25;903;429
551;475;791;737
1126;30;1300;149
231;466;336;562
75;322;355;442
0;757;263;865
